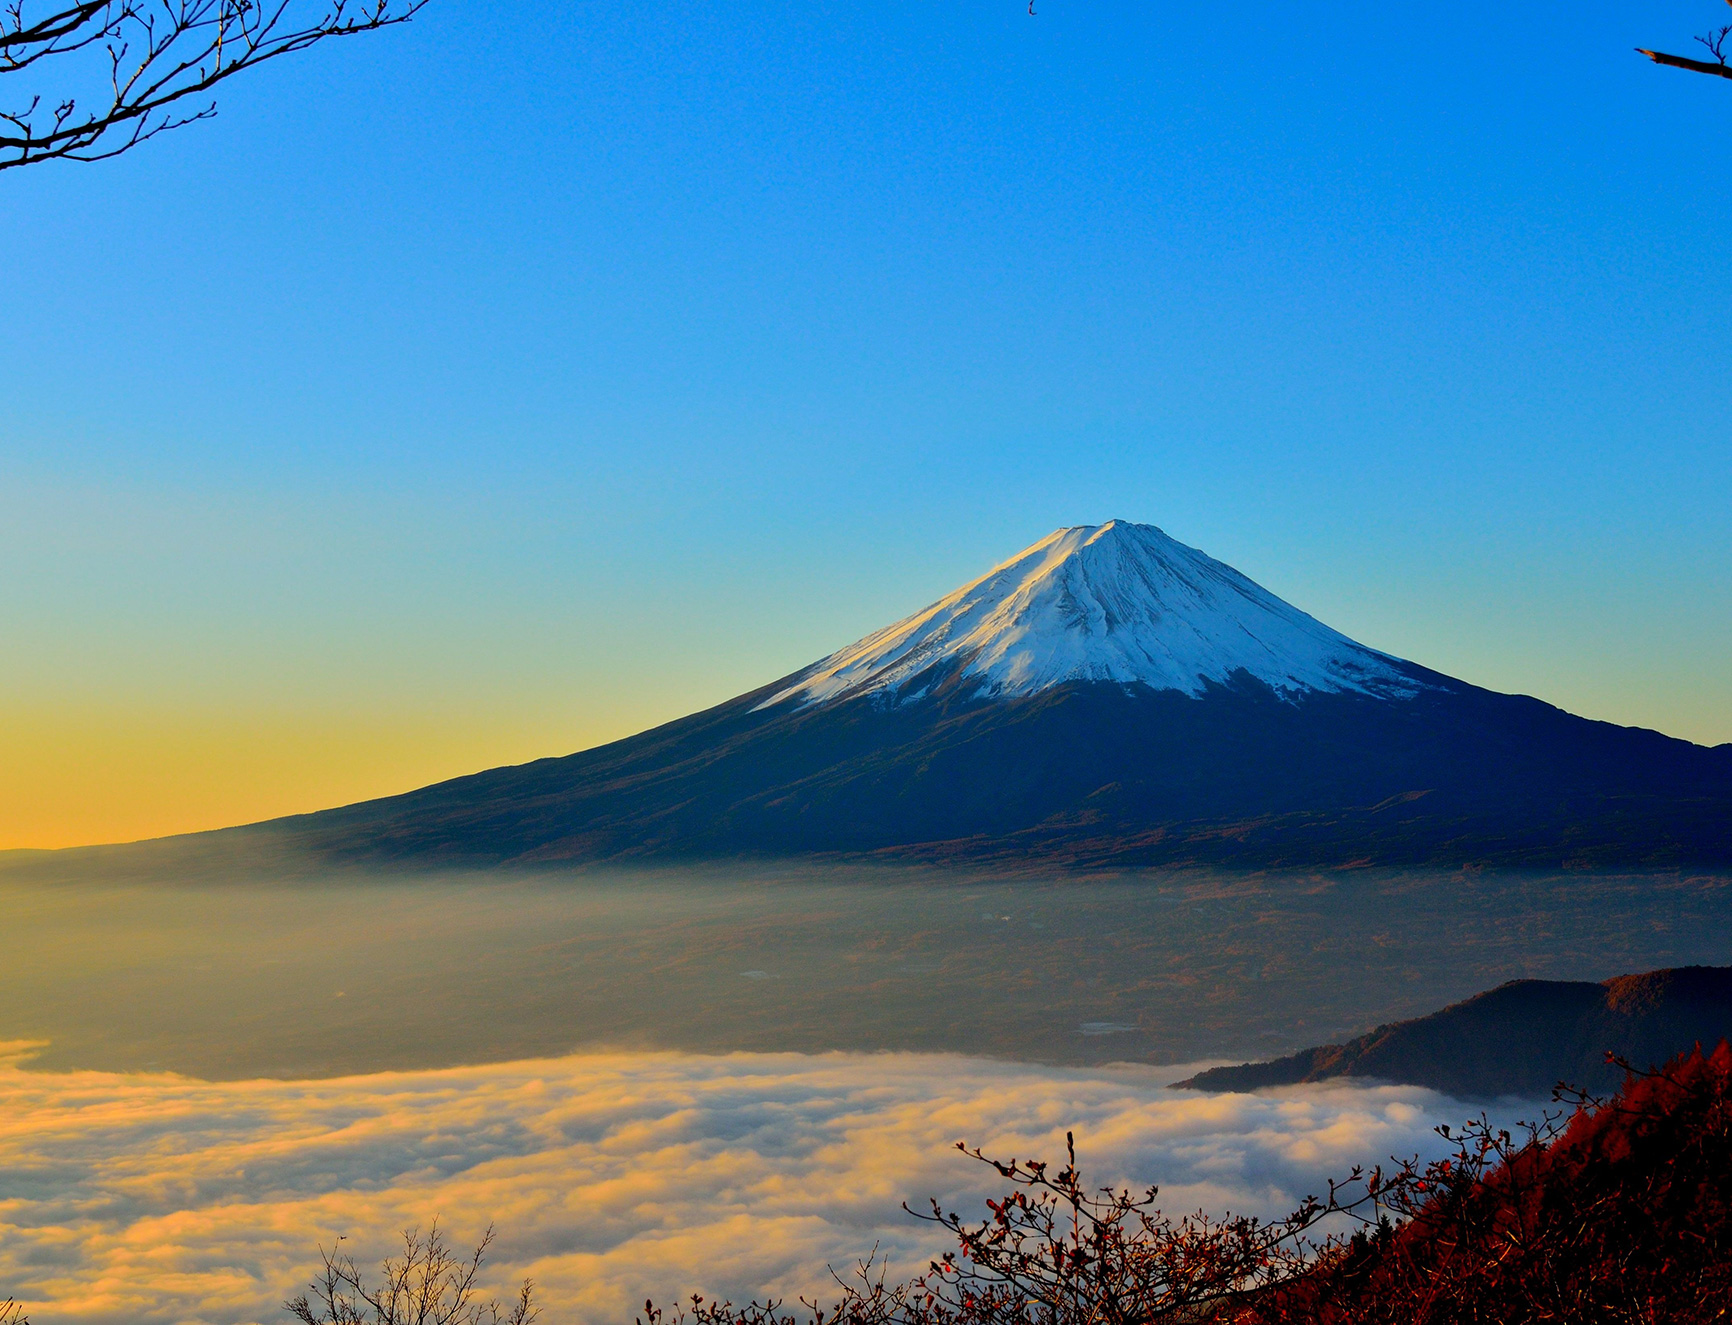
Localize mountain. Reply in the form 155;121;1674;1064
759;522;1423;708
208;520;1732;868
1174;965;1732;1097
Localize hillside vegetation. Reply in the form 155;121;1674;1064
276;1044;1732;1324
646;1046;1732;1325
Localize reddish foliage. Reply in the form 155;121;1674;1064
1245;1043;1732;1324
643;1045;1732;1325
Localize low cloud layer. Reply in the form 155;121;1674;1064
0;1044;1513;1324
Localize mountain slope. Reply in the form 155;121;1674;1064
266;672;1732;868
242;520;1732;870
1175;966;1732;1096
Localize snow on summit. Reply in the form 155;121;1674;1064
760;520;1422;709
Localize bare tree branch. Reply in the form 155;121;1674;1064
1638;0;1732;80
0;0;426;171
285;1222;538;1325
1638;46;1732;78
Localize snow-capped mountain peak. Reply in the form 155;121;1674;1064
758;520;1422;710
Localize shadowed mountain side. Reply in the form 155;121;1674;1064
1175;966;1732;1097
238;663;1732;871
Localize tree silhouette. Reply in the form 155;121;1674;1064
286;1223;537;1325
1;0;425;171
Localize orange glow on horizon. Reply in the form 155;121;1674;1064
0;704;643;851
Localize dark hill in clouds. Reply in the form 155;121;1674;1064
1176;965;1732;1097
232;521;1732;868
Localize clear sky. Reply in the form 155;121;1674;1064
3;1;1729;849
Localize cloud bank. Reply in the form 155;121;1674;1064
0;1045;1511;1324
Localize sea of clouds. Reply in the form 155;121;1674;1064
0;1044;1518;1325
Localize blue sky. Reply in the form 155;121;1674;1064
3;0;1729;845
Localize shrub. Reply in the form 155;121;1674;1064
1245;1043;1732;1324
291;1045;1732;1324
640;1045;1732;1325
286;1223;537;1325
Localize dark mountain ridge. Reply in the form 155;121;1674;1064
1176;965;1732;1097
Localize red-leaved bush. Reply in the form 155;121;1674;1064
1244;1042;1732;1324
640;1044;1732;1325
280;1045;1732;1324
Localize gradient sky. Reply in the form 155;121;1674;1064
3;1;1729;848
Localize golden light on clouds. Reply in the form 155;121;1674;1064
0;1045;1492;1325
